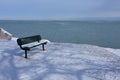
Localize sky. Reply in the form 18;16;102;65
0;0;120;20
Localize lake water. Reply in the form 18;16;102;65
0;20;120;48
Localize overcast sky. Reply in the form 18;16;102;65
0;0;120;20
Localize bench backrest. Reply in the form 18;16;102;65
17;35;41;46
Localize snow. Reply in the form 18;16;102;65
0;28;12;40
0;38;120;80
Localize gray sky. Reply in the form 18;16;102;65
0;0;120;20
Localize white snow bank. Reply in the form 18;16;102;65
0;39;120;80
0;28;12;40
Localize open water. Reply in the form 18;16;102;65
0;20;120;48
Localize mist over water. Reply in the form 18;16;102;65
0;20;120;48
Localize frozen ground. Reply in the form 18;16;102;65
0;38;120;80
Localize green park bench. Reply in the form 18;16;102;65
17;35;47;58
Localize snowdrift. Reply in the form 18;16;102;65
0;38;120;80
0;28;12;40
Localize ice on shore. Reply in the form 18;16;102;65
0;28;12;40
0;38;120;80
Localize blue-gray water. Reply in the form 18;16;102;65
0;20;120;49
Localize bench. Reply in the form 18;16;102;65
17;35;47;58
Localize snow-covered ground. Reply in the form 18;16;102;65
0;38;120;80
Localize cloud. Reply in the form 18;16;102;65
0;0;120;20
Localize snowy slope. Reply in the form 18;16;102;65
0;28;12;40
0;38;120;80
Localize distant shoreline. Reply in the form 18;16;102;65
0;17;120;22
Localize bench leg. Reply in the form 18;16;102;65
25;50;28;58
42;44;45;51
